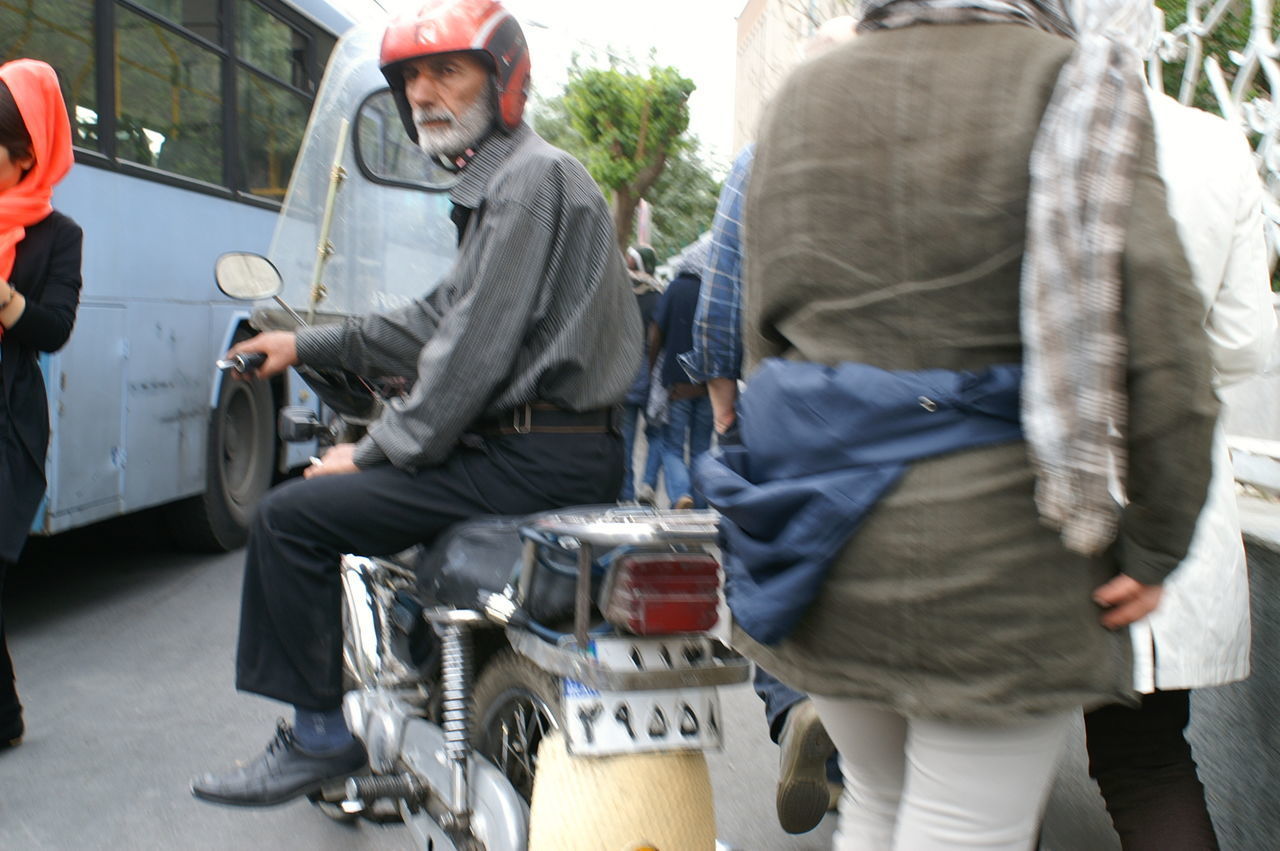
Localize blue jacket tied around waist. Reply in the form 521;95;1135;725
694;359;1024;645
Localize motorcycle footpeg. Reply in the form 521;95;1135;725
308;777;354;805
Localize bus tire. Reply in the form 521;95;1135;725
168;368;275;552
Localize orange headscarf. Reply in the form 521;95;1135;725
0;59;73;282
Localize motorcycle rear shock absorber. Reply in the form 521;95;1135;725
438;621;474;828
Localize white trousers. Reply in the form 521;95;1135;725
810;696;1075;851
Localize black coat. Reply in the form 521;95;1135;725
0;210;83;561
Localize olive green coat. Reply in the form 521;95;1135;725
736;23;1218;722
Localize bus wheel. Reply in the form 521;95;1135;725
168;369;275;551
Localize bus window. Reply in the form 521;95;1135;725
238;69;308;198
237;0;309;91
237;1;323;199
116;5;225;184
130;0;222;44
0;0;99;150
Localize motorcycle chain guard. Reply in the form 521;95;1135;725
344;688;529;849
399;714;530;851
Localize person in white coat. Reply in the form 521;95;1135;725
1080;1;1278;848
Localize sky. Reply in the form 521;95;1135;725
332;0;745;170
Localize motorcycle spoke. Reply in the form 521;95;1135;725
511;705;535;787
481;681;557;802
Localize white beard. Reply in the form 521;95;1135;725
413;82;495;157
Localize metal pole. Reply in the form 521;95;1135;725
306;118;350;324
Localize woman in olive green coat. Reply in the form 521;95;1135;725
728;2;1218;848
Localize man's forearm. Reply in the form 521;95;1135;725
708;377;739;434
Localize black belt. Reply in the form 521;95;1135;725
470;402;617;436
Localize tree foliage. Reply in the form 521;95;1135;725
645;142;723;262
532;87;720;262
553;61;696;251
1153;0;1278;113
531;94;588;162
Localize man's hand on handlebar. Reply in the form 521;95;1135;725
304;443;360;479
226;331;298;380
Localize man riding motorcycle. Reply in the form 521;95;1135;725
191;0;641;807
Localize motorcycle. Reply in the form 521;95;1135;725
214;252;750;851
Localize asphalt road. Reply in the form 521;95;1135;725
0;512;1265;850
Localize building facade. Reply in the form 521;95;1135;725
734;0;854;150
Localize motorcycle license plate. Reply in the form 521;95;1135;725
561;637;723;757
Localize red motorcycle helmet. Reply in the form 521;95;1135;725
379;0;531;142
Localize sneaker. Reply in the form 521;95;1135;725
191;720;368;807
673;495;695;510
776;699;835;834
636;484;657;506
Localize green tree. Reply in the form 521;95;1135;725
645;141;722;261
532;90;720;261
556;62;696;252
531;93;588;162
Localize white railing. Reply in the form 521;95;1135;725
1152;0;1280;268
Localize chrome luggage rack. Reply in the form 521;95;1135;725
505;506;749;689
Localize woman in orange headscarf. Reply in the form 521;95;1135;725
0;58;82;751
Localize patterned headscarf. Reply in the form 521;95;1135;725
1066;0;1160;57
856;0;1150;555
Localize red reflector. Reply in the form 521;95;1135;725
602;553;721;635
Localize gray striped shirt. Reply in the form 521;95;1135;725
295;123;641;470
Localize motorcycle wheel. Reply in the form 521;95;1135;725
471;649;561;802
527;731;717;851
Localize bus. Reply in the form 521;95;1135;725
0;0;384;550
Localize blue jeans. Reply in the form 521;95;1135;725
756;666;807;743
756;667;843;782
619;403;663;501
659;395;713;506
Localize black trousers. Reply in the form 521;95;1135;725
1084;689;1220;851
0;558;20;736
235;432;623;710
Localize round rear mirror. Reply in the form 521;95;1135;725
215;252;283;301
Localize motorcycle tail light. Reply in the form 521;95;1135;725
602;553;721;635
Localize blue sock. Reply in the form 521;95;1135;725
293;706;353;753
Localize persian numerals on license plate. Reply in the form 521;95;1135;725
560;636;724;756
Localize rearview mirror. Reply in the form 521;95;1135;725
215;252;283;301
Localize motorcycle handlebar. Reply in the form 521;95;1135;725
215;352;268;374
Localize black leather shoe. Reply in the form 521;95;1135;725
0;715;22;751
190;720;368;807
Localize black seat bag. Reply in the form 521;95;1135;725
416;516;525;609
